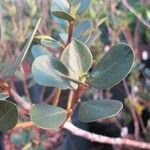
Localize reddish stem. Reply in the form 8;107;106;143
66;21;74;45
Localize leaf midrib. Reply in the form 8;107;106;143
32;110;66;120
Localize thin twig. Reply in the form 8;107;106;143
123;80;140;139
10;88;31;111
39;87;46;103
44;88;57;104
66;21;74;45
53;88;61;106
20;64;31;103
15;121;34;128
67;90;74;111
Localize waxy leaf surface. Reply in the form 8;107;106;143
30;104;67;129
78;99;123;123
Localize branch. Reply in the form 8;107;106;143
19;64;31;102
10;88;31;111
64;122;150;149
123;80;140;139
15;121;150;149
66;21;74;45
53;88;61;106
15;121;33;128
67;90;74;111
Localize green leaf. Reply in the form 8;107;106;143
61;39;93;74
85;31;100;48
73;20;92;42
30;104;67;129
59;33;68;43
88;43;134;89
41;39;63;49
35;35;63;49
52;11;75;22
31;44;52;59
71;0;91;14
0;18;41;80
70;3;81;18
61;39;93;89
55;70;84;86
51;0;70;12
0;100;18;131
83;18;107;47
32;55;71;89
78;99;123;123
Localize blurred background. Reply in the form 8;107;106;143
0;0;150;149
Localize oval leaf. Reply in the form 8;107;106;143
0;100;18;131
30;104;67;129
51;0;70;12
78;99;123;123
88;43;134;89
55;70;84;86
41;39;62;49
61;39;93;89
32;55;71;89
31;44;52;59
52;11;75;22
61;39;93;74
73;20;92;42
35;35;63;49
59;33;68;43
71;0;91;14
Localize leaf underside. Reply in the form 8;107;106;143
32;55;71;89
